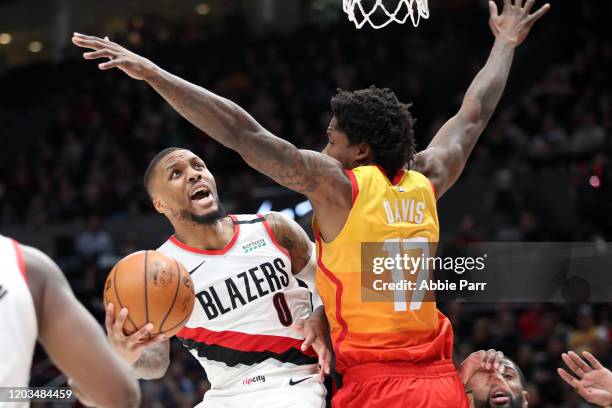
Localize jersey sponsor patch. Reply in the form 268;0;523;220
242;238;267;254
242;375;266;386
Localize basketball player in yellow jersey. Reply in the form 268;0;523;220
74;0;549;405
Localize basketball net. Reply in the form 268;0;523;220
343;0;430;29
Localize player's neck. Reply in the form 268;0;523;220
173;216;235;251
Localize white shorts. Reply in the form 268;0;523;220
195;375;326;408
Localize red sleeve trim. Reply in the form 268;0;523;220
11;239;27;285
428;178;437;199
259;213;291;258
345;169;359;207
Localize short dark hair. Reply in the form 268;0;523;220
143;147;184;199
330;86;416;176
504;357;526;389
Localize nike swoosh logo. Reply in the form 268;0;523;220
189;260;207;275
289;376;311;386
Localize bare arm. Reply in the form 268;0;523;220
24;245;140;408
71;33;351;210
413;0;550;199
132;340;170;380
263;212;314;275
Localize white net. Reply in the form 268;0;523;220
343;0;430;29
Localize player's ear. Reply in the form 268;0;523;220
522;390;529;407
354;142;371;165
152;197;164;214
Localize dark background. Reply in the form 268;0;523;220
0;0;611;406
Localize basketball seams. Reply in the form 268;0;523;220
158;258;182;333
160;312;191;336
112;263;138;333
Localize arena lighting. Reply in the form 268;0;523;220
257;200;273;213
28;40;42;53
0;33;11;45
589;175;601;189
295;200;313;217
280;208;295;219
256;199;312;219
195;3;210;15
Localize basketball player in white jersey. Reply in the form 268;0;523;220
0;236;140;408
104;147;330;407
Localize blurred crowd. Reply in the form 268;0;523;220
2;0;611;407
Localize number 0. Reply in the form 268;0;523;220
273;292;293;326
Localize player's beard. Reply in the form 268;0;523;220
474;394;524;408
180;199;228;225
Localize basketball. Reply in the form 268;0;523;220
103;250;195;337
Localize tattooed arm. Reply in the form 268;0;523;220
72;33;352;218
132;341;170;380
263;212;314;275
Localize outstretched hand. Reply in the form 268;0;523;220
72;33;157;80
558;351;612;407
489;0;550;47
293;311;332;379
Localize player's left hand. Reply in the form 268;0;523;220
558;351;612;407
458;349;505;385
293;309;332;379
71;33;157;81
489;0;551;48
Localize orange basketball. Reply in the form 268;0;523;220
103;250;195;337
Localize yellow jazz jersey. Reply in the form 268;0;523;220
313;165;454;374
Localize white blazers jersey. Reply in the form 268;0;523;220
0;237;37;405
158;215;324;406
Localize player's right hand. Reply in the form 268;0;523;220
72;33;158;81
558;351;612;407
105;302;166;366
458;349;505;385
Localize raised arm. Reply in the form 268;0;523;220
24;245;140;408
413;0;550;199
71;34;351;211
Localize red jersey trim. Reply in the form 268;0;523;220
11;239;27;285
374;164;405;186
258;213;291;258
345;169;359;207
169;215;240;255
176;326;317;358
314;229;349;363
428;178;437;199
